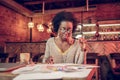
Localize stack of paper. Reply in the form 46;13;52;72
12;63;98;80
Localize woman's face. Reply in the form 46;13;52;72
58;21;73;41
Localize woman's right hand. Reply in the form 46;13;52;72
45;56;54;64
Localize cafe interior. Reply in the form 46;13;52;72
0;0;120;80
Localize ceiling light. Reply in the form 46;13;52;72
37;24;44;32
37;2;45;32
28;21;34;28
99;24;120;27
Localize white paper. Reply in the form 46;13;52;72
13;69;92;80
13;64;94;80
12;64;53;74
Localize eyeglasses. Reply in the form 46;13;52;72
60;27;72;33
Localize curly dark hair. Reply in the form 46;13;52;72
52;11;78;33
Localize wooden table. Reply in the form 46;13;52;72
62;68;97;80
0;64;97;80
0;72;17;80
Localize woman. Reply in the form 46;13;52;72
43;11;86;64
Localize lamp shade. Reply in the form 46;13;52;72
47;28;52;33
37;24;44;32
28;22;34;28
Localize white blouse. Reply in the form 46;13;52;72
42;37;84;64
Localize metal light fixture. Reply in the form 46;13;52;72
47;22;52;33
47;28;51;33
37;2;45;32
28;22;34;28
28;18;34;28
37;2;52;33
75;24;83;39
37;24;44;32
28;18;34;42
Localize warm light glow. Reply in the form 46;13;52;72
81;23;120;27
28;22;34;28
47;28;52;33
48;22;52;25
83;31;96;34
75;34;82;39
83;24;96;27
37;24;44;32
47;22;52;33
76;24;82;30
99;24;120;27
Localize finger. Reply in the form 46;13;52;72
49;58;54;64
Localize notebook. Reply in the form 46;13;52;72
0;63;26;72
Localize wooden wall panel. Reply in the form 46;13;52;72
87;41;120;55
5;42;46;57
5;41;120;58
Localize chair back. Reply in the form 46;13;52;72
86;53;98;64
110;53;120;65
32;53;44;63
9;54;17;63
86;53;99;80
20;53;30;64
98;55;115;80
0;53;9;63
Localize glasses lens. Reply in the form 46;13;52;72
61;28;72;33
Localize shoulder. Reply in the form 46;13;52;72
46;37;54;43
73;39;83;47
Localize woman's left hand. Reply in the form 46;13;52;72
79;37;87;51
67;37;74;44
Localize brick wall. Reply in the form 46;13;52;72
0;5;29;46
0;3;120;48
0;5;50;48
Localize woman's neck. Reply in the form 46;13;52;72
55;36;67;43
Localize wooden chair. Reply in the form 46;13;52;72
86;53;98;64
32;53;44;63
0;53;9;63
20;53;30;64
86;53;99;80
8;54;17;63
110;53;120;76
98;55;120;80
110;53;120;68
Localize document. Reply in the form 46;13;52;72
12;63;96;80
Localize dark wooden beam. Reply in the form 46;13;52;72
0;0;33;17
33;6;96;17
24;0;75;5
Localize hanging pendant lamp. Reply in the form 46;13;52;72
37;2;45;32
